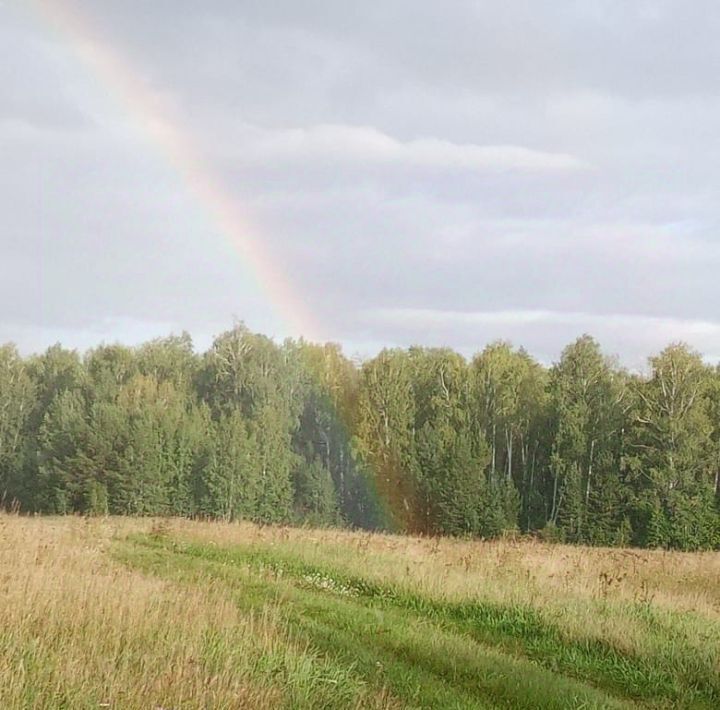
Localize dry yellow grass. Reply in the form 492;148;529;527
167;518;720;675
2;514;719;708
0;515;280;708
168;517;720;615
0;515;395;709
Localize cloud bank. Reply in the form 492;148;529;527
1;0;719;367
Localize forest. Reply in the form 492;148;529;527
1;324;719;550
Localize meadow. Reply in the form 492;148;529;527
1;514;719;709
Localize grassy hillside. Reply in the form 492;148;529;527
1;515;719;709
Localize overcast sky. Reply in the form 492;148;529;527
3;1;720;367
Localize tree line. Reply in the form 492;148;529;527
1;325;719;549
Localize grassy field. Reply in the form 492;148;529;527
1;515;719;709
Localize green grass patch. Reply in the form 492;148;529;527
115;533;716;708
124;534;719;708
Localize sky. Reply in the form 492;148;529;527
3;0;720;368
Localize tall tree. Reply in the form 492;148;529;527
356;349;416;531
470;343;548;533
411;347;489;535
291;341;381;528
547;336;628;543
628;344;717;549
197;410;258;520
0;345;35;506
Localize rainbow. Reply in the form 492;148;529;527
27;0;323;342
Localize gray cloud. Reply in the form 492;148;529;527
366;308;720;369
1;0;719;365
225;123;588;172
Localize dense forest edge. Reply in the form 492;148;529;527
1;324;719;550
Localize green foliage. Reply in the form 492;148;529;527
2;326;720;548
0;345;35;505
292;458;339;526
548;336;630;544
471;343;549;533
356;348;419;530
627;344;717;550
196;411;257;520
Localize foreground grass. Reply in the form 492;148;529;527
2;515;719;708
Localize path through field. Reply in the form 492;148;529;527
2;516;719;708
